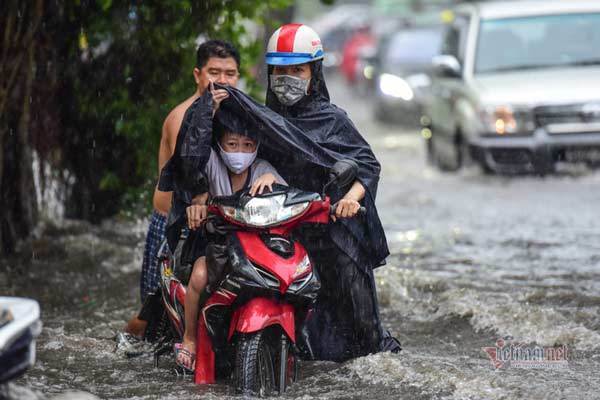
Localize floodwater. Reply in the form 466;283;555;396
3;77;600;399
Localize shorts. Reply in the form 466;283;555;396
140;211;167;303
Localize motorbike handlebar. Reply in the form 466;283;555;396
330;202;366;218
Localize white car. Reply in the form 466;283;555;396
426;0;600;173
0;297;41;387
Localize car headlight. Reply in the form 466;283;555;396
479;105;534;135
220;194;309;228
379;73;414;101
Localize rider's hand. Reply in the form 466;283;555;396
335;199;361;219
186;204;208;230
250;173;277;196
210;81;229;116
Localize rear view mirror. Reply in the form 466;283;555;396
329;160;358;188
432;55;462;78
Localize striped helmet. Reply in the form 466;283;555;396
266;24;324;66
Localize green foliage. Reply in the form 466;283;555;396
54;0;291;218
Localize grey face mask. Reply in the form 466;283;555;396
270;74;310;106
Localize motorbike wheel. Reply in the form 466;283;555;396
234;332;276;396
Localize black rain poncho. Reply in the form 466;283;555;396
262;61;390;272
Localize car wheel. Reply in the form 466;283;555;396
431;133;461;171
457;135;473;168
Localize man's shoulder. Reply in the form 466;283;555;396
163;95;198;133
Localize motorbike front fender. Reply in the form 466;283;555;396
228;297;296;342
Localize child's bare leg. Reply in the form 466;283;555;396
179;257;208;365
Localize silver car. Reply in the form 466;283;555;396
372;26;443;127
426;0;600;173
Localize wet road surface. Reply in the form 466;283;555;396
3;76;600;399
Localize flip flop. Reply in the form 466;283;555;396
174;342;196;373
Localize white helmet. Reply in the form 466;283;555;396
266;23;324;66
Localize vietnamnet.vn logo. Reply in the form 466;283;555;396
482;336;570;369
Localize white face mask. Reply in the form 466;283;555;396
218;144;258;175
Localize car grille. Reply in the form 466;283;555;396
535;103;600;134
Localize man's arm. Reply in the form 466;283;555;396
158;112;181;172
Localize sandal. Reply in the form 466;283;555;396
174;342;196;372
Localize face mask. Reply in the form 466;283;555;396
270;74;310;106
218;144;258;175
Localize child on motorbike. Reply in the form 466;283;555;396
175;117;286;372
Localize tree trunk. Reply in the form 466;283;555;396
0;0;42;255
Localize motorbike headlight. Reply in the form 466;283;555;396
379;73;414;101
220;194;309;228
479;105;535;135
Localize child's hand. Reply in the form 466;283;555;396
250;173;277;196
186;204;208;230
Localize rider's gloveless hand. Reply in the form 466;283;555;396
186;204;208;230
335;198;361;219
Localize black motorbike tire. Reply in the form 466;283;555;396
234;332;276;396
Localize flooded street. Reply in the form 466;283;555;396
3;77;600;399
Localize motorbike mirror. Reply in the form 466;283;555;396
329;159;358;188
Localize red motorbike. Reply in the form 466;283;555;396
154;160;361;395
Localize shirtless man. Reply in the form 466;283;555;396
117;40;240;347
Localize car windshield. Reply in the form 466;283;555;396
384;28;442;65
475;13;600;74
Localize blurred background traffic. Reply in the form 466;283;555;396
299;0;600;175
